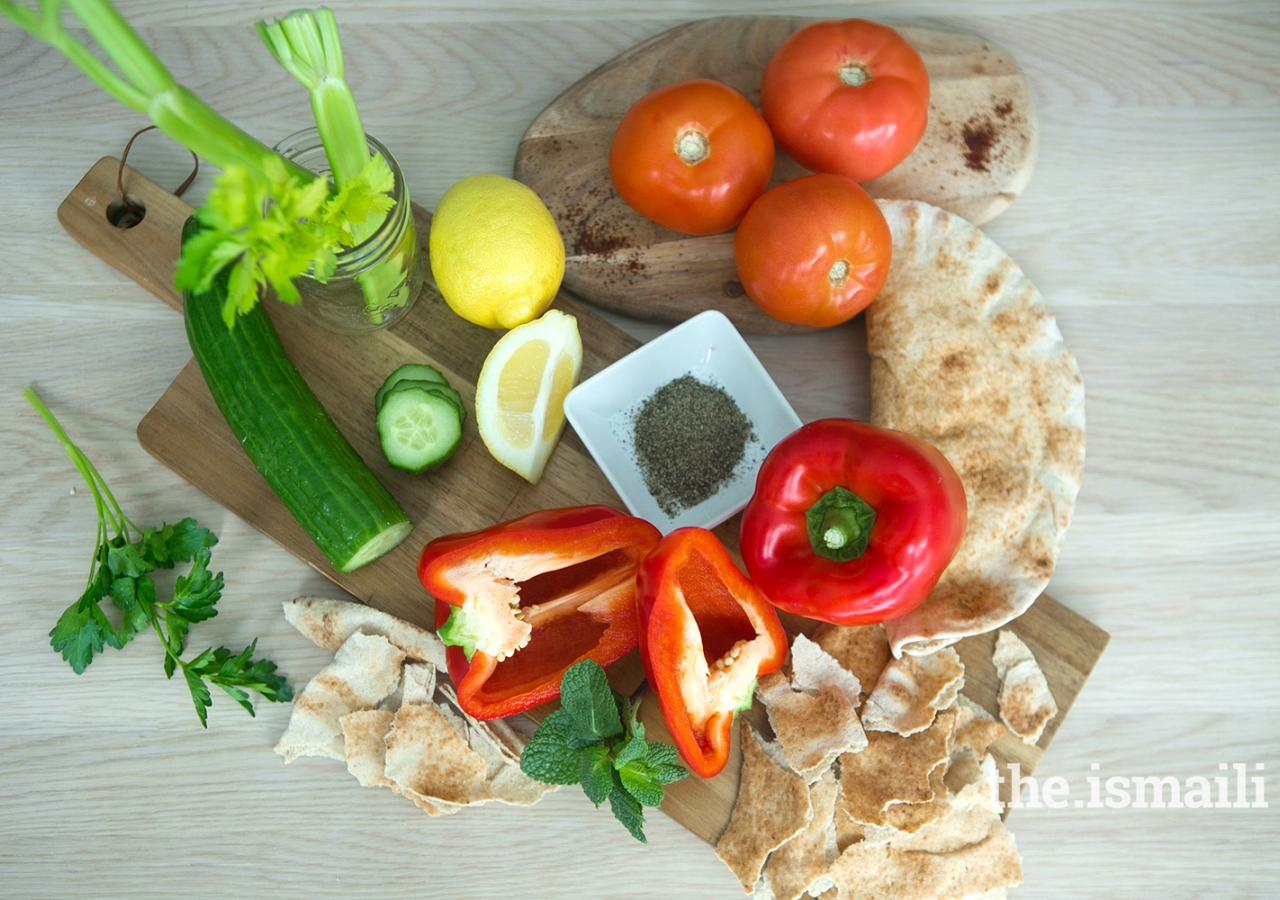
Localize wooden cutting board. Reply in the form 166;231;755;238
59;157;1103;845
515;16;1038;334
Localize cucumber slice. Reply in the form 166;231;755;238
385;380;466;422
376;363;447;412
377;386;464;473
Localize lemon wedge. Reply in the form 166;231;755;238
475;309;583;483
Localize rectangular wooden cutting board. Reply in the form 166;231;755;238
60;157;1108;843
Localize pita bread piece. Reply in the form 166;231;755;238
812;624;891;700
835;708;957;828
790;634;863;707
274;632;406;762
717;724;813;892
827;820;1023;900
758;770;840;900
758;672;868;782
860;647;965;736
283;596;447;668
992;631;1058;745
384;703;489;807
867;200;1085;658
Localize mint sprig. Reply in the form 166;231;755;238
520;659;688;843
26;389;292;727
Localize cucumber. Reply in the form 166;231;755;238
375;363;447;412
376;386;463;473
181;218;412;573
383;379;466;422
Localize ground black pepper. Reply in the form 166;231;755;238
632;375;753;516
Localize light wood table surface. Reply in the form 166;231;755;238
2;2;1277;897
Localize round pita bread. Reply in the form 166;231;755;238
867;200;1084;657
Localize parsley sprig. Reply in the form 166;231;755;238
520;660;688;842
26;389;292;726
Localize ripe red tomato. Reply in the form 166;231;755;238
608;78;775;235
760;19;929;182
733;174;891;328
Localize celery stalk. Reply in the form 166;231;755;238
257;8;406;318
256;8;370;189
1;0;314;185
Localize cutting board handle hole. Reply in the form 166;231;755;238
106;196;146;229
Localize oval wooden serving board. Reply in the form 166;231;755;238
515;16;1038;334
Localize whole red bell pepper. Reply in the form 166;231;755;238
636;527;788;778
740;418;966;626
418;505;661;720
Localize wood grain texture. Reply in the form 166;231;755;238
2;4;1279;899
60;156;1104;842
516;16;1037;332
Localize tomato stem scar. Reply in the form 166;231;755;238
829;259;850;286
674;129;710;165
839;60;872;86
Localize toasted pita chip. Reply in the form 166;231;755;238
880;764;950;835
892;756;1001;855
340;708;459;817
992;631;1058;744
867;200;1085;658
811;625;891;699
432;683;552;806
274;632;406;762
835;708;957;828
436;683;526;764
384;703;489;806
340;709;396;788
283;596;447;668
827;819;1023;900
790;634;862;707
717;724;813;892
758;770;840;900
861;647;965;736
758;673;868;781
400;662;437;706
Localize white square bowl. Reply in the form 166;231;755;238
564;310;802;534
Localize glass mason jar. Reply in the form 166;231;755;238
273;128;425;333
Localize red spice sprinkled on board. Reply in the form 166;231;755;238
962;121;996;172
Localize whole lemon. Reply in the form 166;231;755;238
428;174;566;330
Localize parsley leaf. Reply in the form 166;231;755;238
518;660;688;842
26;389;291;728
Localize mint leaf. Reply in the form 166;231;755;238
618;762;665;809
579;744;614;806
609;773;648;843
642;742;690;786
559;660;622;743
519;709;584;784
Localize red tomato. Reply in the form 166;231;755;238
733;174;891;328
608;78;775;235
760;19;929;182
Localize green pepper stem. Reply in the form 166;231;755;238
805;485;876;563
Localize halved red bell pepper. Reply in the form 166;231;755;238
740;418;967;626
418;505;661;720
636;527;788;778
